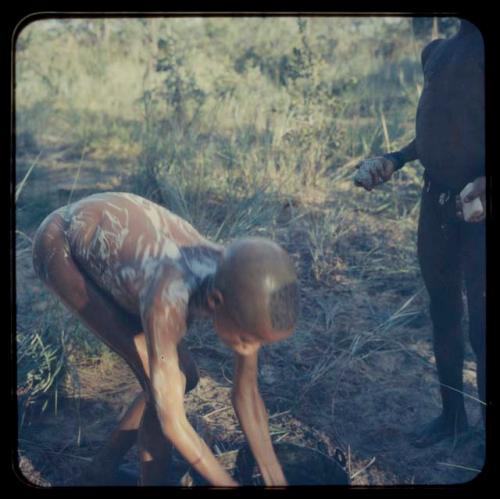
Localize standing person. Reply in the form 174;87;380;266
32;191;299;485
353;19;485;447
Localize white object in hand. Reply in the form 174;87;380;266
460;182;483;222
354;160;377;189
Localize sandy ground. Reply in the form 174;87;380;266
15;148;486;487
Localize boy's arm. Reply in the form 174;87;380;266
141;275;237;487
231;350;287;486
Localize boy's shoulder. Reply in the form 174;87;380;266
139;261;191;317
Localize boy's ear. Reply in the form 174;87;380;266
207;289;224;311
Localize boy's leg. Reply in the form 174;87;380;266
78;392;146;483
33;213;200;484
137;401;175;485
84;339;200;483
33;214;151;480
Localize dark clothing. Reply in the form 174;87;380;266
417;172;486;415
387;21;485;192
418;172;486;296
384;20;486;431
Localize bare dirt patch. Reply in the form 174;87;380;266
15;151;485;487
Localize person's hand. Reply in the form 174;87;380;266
456;176;486;223
353;157;395;191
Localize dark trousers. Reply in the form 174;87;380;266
417;173;486;421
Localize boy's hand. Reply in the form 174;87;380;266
231;351;288;487
354;157;395;191
456;176;486;223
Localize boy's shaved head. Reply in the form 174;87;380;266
213;237;299;342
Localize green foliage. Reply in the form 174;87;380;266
16;16;453;416
17;326;65;422
17;290;107;426
411;17;460;40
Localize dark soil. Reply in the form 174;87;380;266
15;150;485;487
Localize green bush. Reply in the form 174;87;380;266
16;16;457;420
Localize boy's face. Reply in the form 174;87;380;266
213;301;262;356
210;288;293;356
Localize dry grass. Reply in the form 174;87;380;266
15;16;485;487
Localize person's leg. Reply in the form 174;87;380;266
462;220;486;426
413;185;468;447
34;215;161;481
33;214;152;482
78;391;146;483
80;338;199;484
137;399;176;485
178;340;200;393
135;336;199;485
32;213;148;379
32;213;199;484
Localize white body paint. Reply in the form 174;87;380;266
55;192;223;317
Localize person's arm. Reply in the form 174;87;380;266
142;275;237;487
382;138;419;172
354;38;444;191
354;139;419;190
231;350;287;486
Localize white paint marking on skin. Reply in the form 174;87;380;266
162;280;189;306
105;201;126;212
120;266;136;282
160;239;181;260
116;192;220;251
102;209;130;251
69;213;89;234
149;239;159;258
142;259;159;282
184;258;216;280
135;234;145;259
178;218;199;238
114;267;141;310
141;244;152;266
119;193;144;208
154;240;166;258
178;224;199;243
90;226;110;261
58;193;224;330
143;203;165;238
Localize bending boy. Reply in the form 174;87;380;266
32;191;299;485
